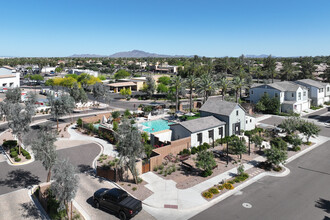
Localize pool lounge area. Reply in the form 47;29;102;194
141;119;173;133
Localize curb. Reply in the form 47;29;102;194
72;199;91;220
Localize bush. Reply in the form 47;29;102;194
191;147;197;155
202;143;211;149
159;164;164;170
10;151;18;158
273;166;282;172
208;187;219;194
137;177;143;184
153;166;158;172
77;118;83;127
182;148;191;155
132;187;137;191
15;157;21;162
217;185;224;190
228;180;235;184
223;183;234;190
25;154;31;159
202;192;213;199
292;146;301;152
22;149;29;157
201;169;213;177
283;135;294;144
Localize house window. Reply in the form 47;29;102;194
9;83;13;87
303;91;306;96
236;110;239;116
218;127;223;137
208;130;214;140
197;133;202;144
250;119;252;122
246;120;248;124
327;87;329;92
251;90;253;95
2;83;6;87
292;93;294;97
275;93;278;98
319;88;323;93
298;92;301;100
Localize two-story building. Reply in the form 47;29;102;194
199;97;248;136
295;79;330;106
0;66;20;88
250;81;310;113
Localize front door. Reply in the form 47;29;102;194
232;122;240;135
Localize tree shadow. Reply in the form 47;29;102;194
77;164;94;173
20;202;41;219
315;198;330;214
0;169;40;188
323;216;330;220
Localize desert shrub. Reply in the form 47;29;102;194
15;157;21;162
273;166;282;172
217;185;224;190
153;166;158;172
137;177;143;184
202;142;211;149
228;180;235;184
159;164;164;170
201;169;213;177
182;148;191;155
202;192;213;199
25;154;31;159
191;147;197;155
10;151;18;158
132;187;137;191
208;187;219;194
22;149;29;157
223;183;234;190
283;135;294;144
292;146;301;151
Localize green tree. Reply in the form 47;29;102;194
55;67;63;73
251;135;263;151
232;76;244;103
115;119;144;184
270;137;288;151
119;88;132;99
31;124;57;182
51;158;79;217
170;75;184;111
185;74;198;112
298;121;321;143
196;74;216;103
218;77;230;101
229;137;247;159
265;147;287;167
92;82;105;105
255;93;280;114
156;83;168;94
281;60;297;81
48;94;75;131
263;55;277;83
111;111;120;119
299;57;316;79
278;117;302;134
195;150;216;177
144;76;156;98
114;69;130;79
157;76;171;85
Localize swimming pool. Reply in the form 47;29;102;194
141;119;173;133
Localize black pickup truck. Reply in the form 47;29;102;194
93;188;142;220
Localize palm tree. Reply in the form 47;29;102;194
263;55;277;83
252;66;263;83
196;74;217;103
185;74;198;112
281;60;296;81
218;77;230;100
170;75;184;112
232;76;245;103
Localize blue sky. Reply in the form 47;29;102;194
1;0;330;57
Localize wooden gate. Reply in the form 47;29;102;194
142;161;150;173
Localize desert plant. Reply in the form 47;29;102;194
202;192;213;199
208;187;219;194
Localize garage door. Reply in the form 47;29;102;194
301;102;309;111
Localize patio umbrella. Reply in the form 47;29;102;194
102;115;107;124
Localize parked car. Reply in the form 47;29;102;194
93;188;142;220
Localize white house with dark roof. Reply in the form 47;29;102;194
295;79;330;105
250;81;310;113
169;116;225;147
199;97;248;136
0;66;20;88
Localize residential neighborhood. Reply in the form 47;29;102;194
1;1;330;220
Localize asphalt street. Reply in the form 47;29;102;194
190;141;330;220
0;143;100;195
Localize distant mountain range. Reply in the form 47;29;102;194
69;50;192;58
244;54;274;58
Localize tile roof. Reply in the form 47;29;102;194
199;96;240;116
171;116;225;133
107;82;137;87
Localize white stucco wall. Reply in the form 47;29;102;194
190;125;225;147
245;115;256;131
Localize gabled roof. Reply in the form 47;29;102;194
200;96;243;116
252;81;304;92
2;66;15;70
171;116;225;133
296;79;324;89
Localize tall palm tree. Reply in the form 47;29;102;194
263;55;277;83
218;77;230;100
197;74;217;103
232;76;245;103
170;75;184;112
185;74;198;112
281;60;296;81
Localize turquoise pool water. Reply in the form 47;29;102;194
142;119;173;133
